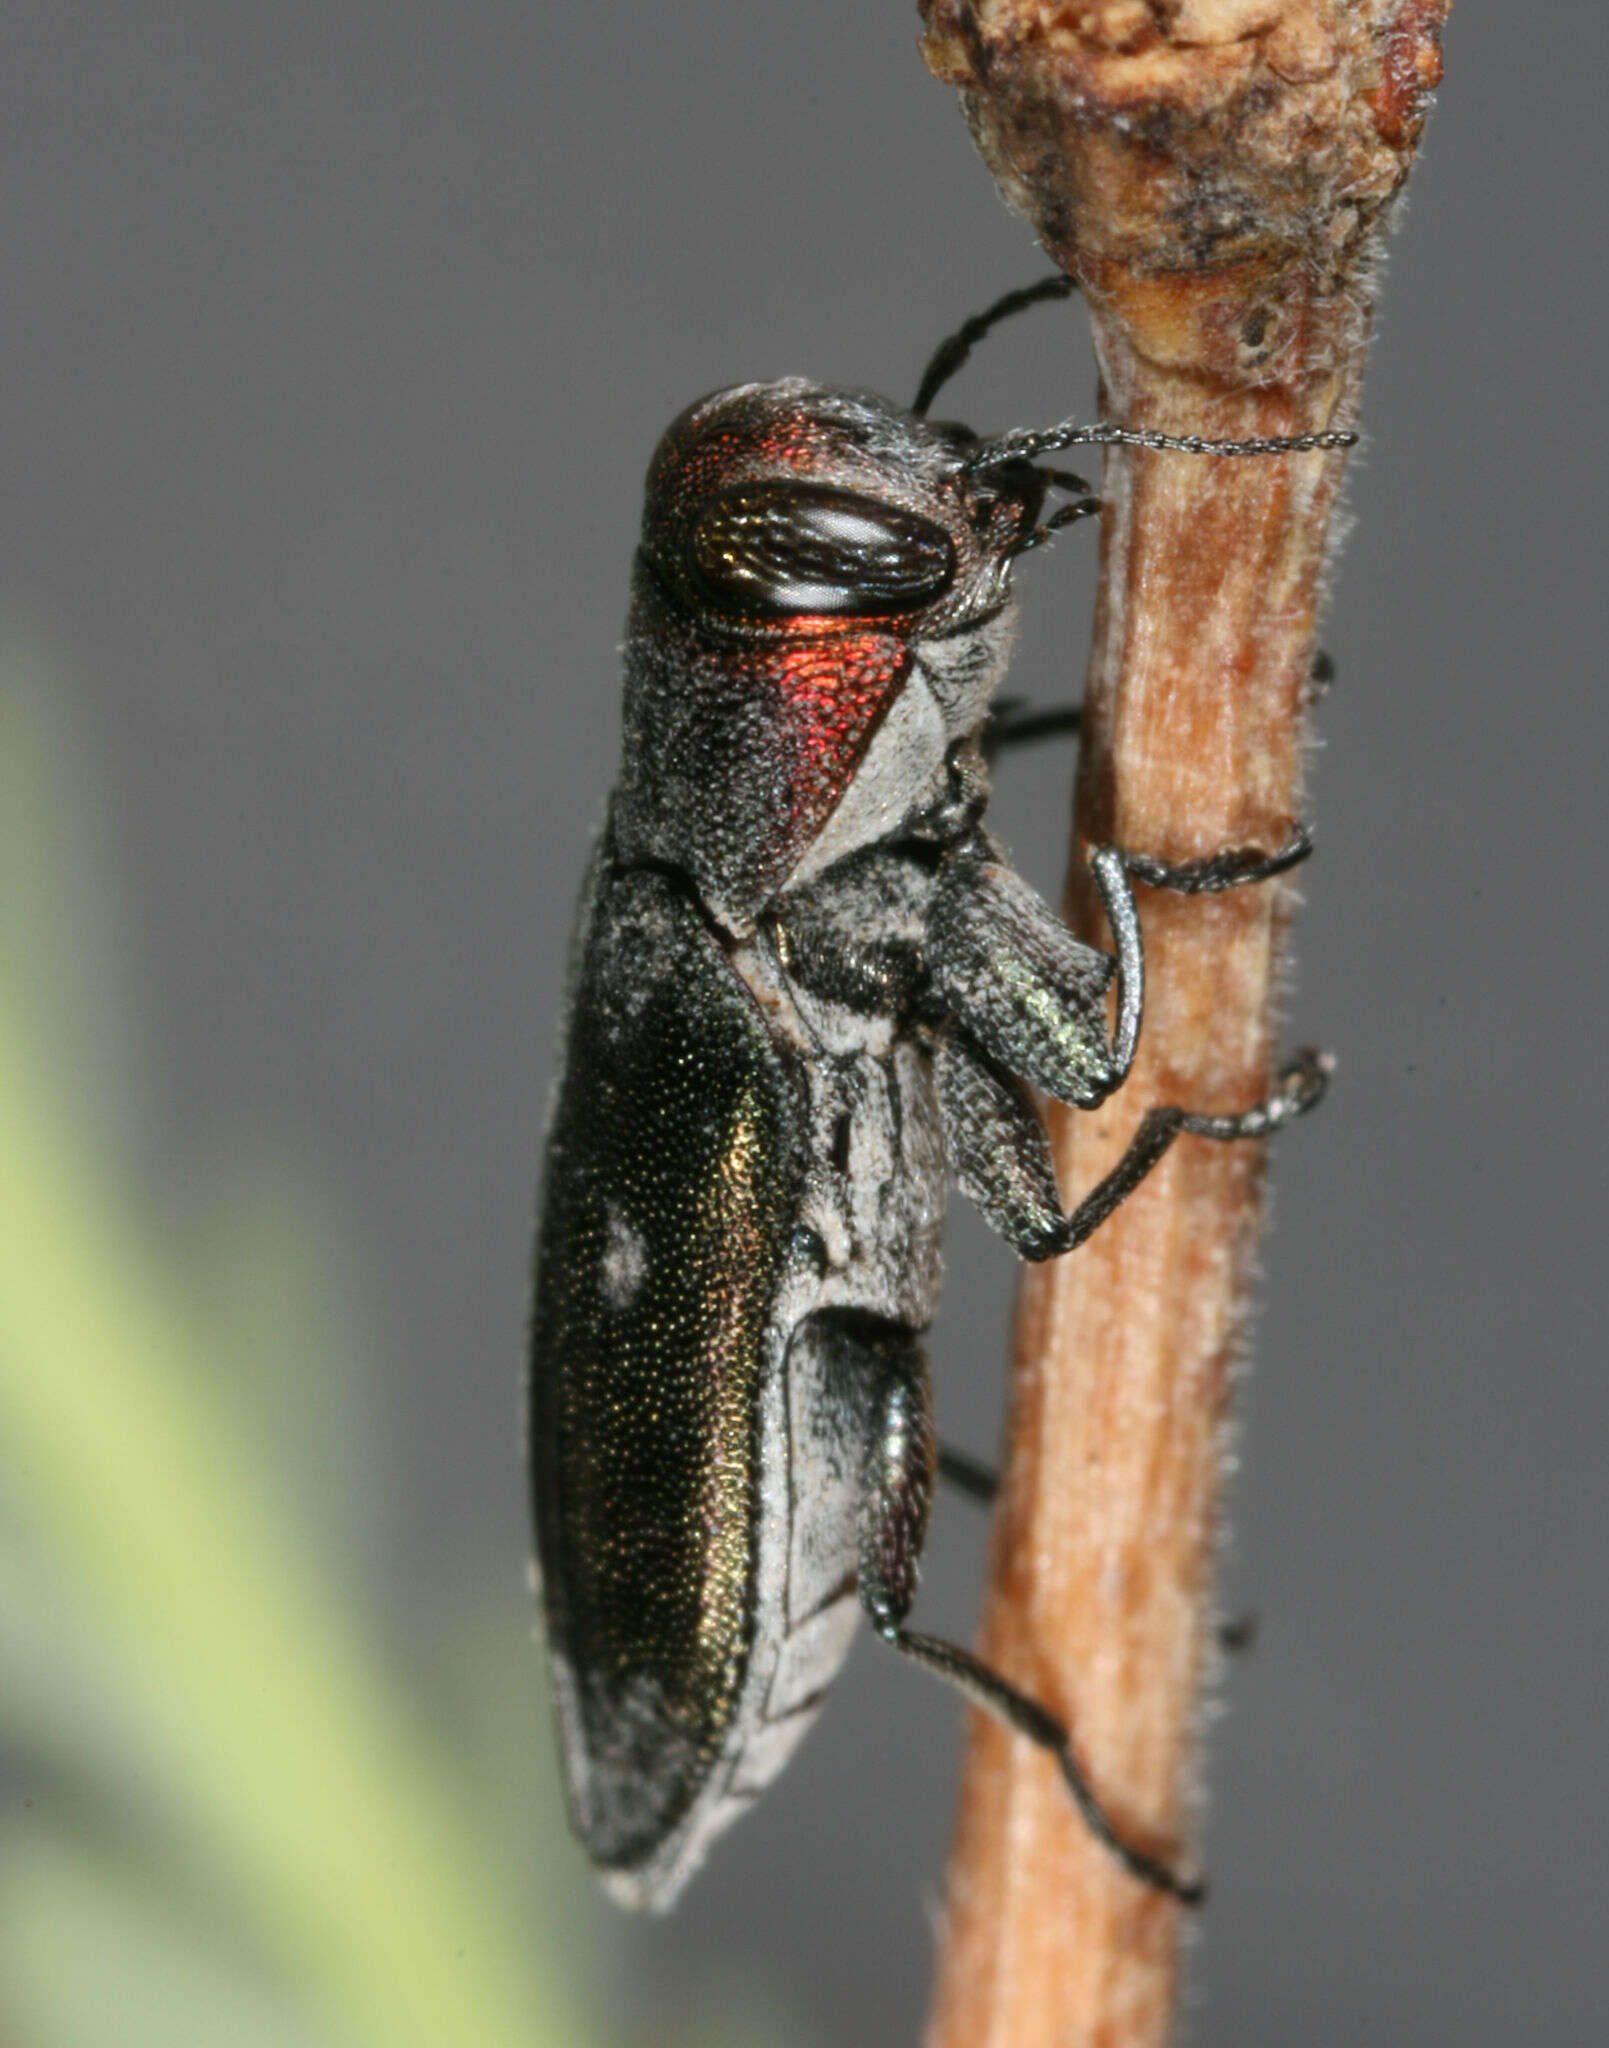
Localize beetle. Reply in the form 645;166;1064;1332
528;280;1347;1912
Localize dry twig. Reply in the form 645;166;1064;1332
917;5;1448;2043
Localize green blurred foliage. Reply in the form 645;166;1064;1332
0;645;798;2047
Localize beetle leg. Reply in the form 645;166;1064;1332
769;916;924;1016
938;1032;1330;1263
928;845;1129;1110
768;851;933;1017
1121;823;1313;895
982;698;1082;759
939;1454;1265;1670
929;819;1312;1112
852;1347;1204;1901
936;1442;999;1505
982;649;1328;762
851;1333;937;1640
935;1031;1068;1256
888;1630;1206;1902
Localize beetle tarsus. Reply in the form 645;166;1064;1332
1121;824;1314;895
1176;1047;1333;1140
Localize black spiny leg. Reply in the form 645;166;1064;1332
935;1443;999;1505
932;833;1330;1262
983;698;1082;761
851;1338;1205;1902
938;1452;1259;1659
886;1633;1205;1904
1121;824;1313;896
939;1032;1330;1264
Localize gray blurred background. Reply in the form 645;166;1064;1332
2;3;1603;2043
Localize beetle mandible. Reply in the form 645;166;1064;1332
529;279;1344;1911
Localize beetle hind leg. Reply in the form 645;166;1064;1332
885;1630;1206;1904
848;1328;937;1639
852;1349;1204;1902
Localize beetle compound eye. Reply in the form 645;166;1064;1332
687;482;955;619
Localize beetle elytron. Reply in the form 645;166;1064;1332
529;281;1344;1910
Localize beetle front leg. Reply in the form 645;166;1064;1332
1121;823;1313;895
852;1336;1205;1902
928;841;1141;1113
930;833;1313;1116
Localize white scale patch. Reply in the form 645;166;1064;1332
600;1204;649;1310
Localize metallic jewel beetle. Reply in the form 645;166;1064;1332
529;281;1346;1911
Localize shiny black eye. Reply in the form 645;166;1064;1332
686;482;955;619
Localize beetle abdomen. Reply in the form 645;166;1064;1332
530;857;808;1873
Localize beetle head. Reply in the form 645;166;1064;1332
611;380;1053;930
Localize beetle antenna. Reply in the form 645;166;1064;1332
965;416;1357;470
912;274;1078;417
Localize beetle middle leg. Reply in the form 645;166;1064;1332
845;1326;1206;1902
940;1035;1329;1264
986;649;1333;766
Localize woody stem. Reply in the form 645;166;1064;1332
918;5;1449;2044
